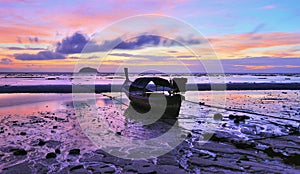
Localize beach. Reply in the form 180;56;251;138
2;1;300;173
1;89;299;173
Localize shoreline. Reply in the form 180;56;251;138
0;83;300;93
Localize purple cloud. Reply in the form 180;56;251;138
108;53;170;59
0;58;13;64
62;33;203;53
28;37;39;43
56;32;89;54
6;47;45;51
116;35;162;49
176;55;195;58
114;35;202;50
15;51;65;60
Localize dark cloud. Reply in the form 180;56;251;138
56;32;89;54
15;51;65;60
114;35;202;50
249;23;265;35
6;47;45;51
176;37;202;45
17;36;22;44
82;34;203;53
85;35;166;52
108;53;170;59
116;35;162;49
0;58;13;65
13;32;204;63
84;37;122;52
28;37;39;43
108;53;135;57
176;55;195;58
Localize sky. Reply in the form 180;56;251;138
0;0;299;73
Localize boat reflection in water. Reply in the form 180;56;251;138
122;100;183;140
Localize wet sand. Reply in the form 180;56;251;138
0;83;300;93
0;91;300;173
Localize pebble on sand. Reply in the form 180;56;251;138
213;113;223;120
20;132;26;136
38;139;46;146
12;149;27;156
69;149;80;155
55;148;61;154
46;152;57;159
70;165;84;171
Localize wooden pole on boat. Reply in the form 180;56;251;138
124;68;129;82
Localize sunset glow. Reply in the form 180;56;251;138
1;0;299;73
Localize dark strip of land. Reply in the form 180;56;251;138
0;83;299;93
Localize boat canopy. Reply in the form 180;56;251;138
129;77;171;92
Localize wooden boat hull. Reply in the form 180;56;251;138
121;68;185;118
127;93;183;117
129;93;182;109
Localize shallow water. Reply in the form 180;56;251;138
1;73;300;86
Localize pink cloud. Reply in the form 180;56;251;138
209;32;300;57
260;5;277;10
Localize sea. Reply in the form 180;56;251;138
1;72;299;86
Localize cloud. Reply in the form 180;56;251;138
108;53;170;60
115;35;202;49
116;35;162;49
85;34;202;52
54;31;204;54
0;58;13;64
170;55;199;60
221;56;300;72
0;23;51;44
286;65;300;68
222;56;300;66
108;53;133;57
6;47;45;51
260;5;277;10
248;23;265;35
14;51;65;60
17;36;22;44
176;55;195;58
210;32;300;56
28;37;39;43
234;65;277;70
56;32;89;54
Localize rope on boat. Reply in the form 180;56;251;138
101;93;129;106
100;92;299;127
100;92;300;141
183;99;300;123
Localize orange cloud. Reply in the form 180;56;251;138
285;65;300;68
261;48;300;57
233;64;300;70
234;65;276;70
0;24;53;44
210;32;300;58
